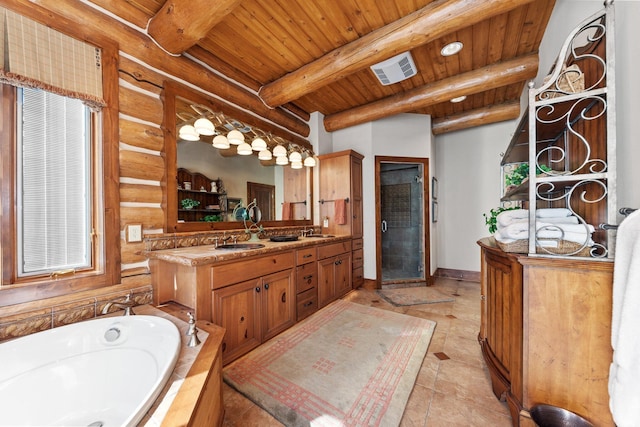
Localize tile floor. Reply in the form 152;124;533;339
221;278;513;426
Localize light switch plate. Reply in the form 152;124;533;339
126;224;143;243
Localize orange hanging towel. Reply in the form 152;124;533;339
334;199;347;225
282;202;292;220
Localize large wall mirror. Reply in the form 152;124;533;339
163;81;313;232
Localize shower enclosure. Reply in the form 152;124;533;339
376;157;430;285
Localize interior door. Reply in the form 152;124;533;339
375;157;430;286
247;182;275;220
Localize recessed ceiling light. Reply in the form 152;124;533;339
441;41;463;57
450;95;467;103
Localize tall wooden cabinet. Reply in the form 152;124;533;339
318;150;364;287
479;238;613;426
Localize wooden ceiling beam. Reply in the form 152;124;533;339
147;0;243;55
258;0;535;108
5;0;309;138
431;102;521;135
323;53;537;132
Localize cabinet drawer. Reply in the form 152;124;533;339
352;238;363;251
352;266;364;287
296;247;317;265
352;248;363;269
318;240;352;259
296;262;318;293
296;287;318;321
211;252;295;289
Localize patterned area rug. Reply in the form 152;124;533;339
378;286;455;306
223;299;436;427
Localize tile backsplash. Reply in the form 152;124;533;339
0;284;152;342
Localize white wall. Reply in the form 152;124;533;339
331;113;433;280
434;0;640;272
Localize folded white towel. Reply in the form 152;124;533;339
609;209;640;426
536;208;572;218
494;229;517;244
497;221;594;246
537;222;595;234
543;216;579;224
498;221;529;240
537;229;594;246
496;209;528;228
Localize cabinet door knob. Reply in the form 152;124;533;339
281;292;286;303
303;301;313;307
255;287;261;293
303;275;313;280
264;283;270;290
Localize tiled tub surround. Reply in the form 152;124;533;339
0;283;154;341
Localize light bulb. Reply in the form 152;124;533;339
237;142;252;155
272;144;287;157
258;149;272;160
179;125;200;141
304;156;317;167
227;129;245;145
291;160;303;169
289;151;302;162
251;137;267;151
212;134;230;149
276;155;289;165
194;118;215;135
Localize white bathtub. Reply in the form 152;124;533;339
0;315;181;427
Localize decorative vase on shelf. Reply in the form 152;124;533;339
211;181;217;193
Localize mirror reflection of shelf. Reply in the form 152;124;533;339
177;168;226;222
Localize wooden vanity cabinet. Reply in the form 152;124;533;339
211;253;295;364
296;247;318;321
317;240;352;308
212;277;262;364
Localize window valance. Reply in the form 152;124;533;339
0;6;105;110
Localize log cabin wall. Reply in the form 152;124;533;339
0;0;308;340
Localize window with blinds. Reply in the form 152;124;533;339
17;87;93;276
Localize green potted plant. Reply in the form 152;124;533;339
483;206;521;234
505;163;552;187
180;198;200;210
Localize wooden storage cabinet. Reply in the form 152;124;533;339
212;277;262;363
317;241;352;308
479;238;614;426
295;256;318;321
213;268;295;364
318;150;364;288
261;269;296;341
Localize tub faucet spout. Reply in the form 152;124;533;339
102;293;136;316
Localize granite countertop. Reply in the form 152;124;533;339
144;234;351;266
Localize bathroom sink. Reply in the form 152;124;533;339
306;234;335;238
217;243;265;250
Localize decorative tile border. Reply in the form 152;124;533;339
145;227;319;252
0;286;153;342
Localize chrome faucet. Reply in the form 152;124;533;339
102;292;136;316
186;312;201;347
302;228;314;237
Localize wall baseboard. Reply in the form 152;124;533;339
433;268;480;283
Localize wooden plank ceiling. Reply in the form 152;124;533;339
95;0;556;135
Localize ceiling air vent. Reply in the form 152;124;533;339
370;52;417;86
